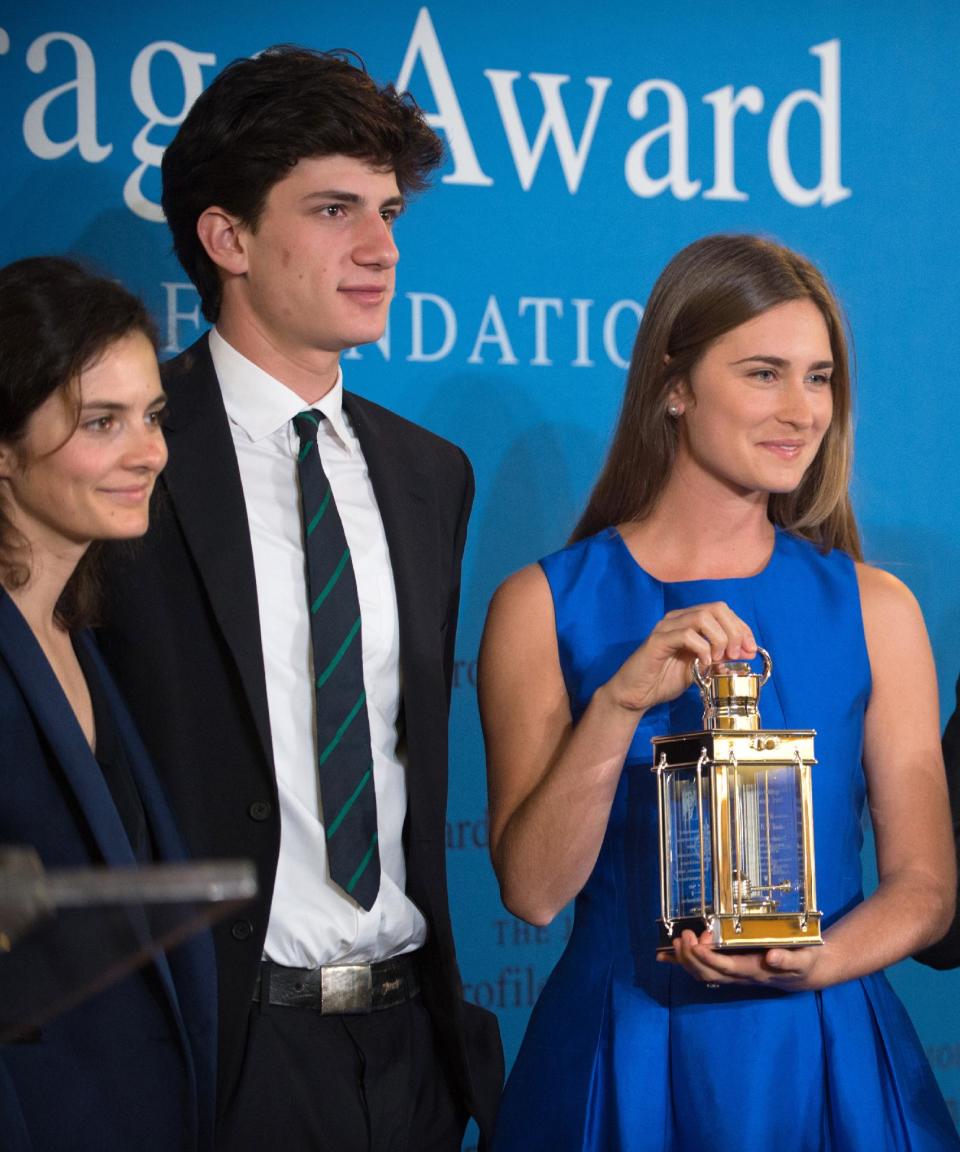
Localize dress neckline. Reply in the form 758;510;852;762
608;524;783;587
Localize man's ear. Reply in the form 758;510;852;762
196;207;249;276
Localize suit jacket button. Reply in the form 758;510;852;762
248;801;272;821
231;919;253;941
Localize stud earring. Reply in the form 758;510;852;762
667;403;683;417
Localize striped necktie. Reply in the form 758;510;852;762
293;410;380;910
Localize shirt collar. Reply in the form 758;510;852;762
208;328;354;452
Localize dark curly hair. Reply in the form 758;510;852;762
161;46;444;322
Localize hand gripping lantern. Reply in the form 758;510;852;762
652;649;822;950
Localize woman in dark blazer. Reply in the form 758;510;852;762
0;257;217;1152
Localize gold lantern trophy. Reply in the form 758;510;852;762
652;648;822;951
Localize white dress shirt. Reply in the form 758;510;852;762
209;328;427;966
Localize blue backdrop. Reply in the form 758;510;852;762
3;1;959;1137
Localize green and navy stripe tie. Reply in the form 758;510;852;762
294;410;380;910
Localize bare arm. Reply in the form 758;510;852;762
829;564;955;963
915;675;960;969
672;563;955;989
479;564;756;925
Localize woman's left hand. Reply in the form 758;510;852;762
657;929;827;991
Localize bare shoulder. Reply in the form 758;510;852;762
854;562;934;696
489;562;552;613
482;563;556;653
479;561;568;767
855;561;926;634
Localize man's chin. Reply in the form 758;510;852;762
336;326;388;350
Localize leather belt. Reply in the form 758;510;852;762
252;953;420;1015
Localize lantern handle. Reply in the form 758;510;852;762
692;646;772;691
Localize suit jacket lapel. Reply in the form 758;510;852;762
0;595;198;1115
0;594;138;869
343;394;439;841
77;632;218;1146
343;391;438;652
160;337;273;769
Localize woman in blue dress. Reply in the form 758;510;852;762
479;234;958;1150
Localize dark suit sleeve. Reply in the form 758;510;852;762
424;443;504;1146
443;447;475;706
914;674;960;969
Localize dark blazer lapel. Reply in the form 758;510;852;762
160;337;273;769
344;393;437;621
342;394;439;839
0;595;197;1119
0;594;137;870
343;392;438;652
77;632;218;1148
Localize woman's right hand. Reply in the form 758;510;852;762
481;573;759;924
601;602;758;718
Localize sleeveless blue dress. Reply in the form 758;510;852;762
492;528;958;1151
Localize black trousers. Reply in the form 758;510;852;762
216;990;464;1152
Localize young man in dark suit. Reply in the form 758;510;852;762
97;47;502;1151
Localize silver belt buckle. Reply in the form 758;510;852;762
321;964;373;1014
